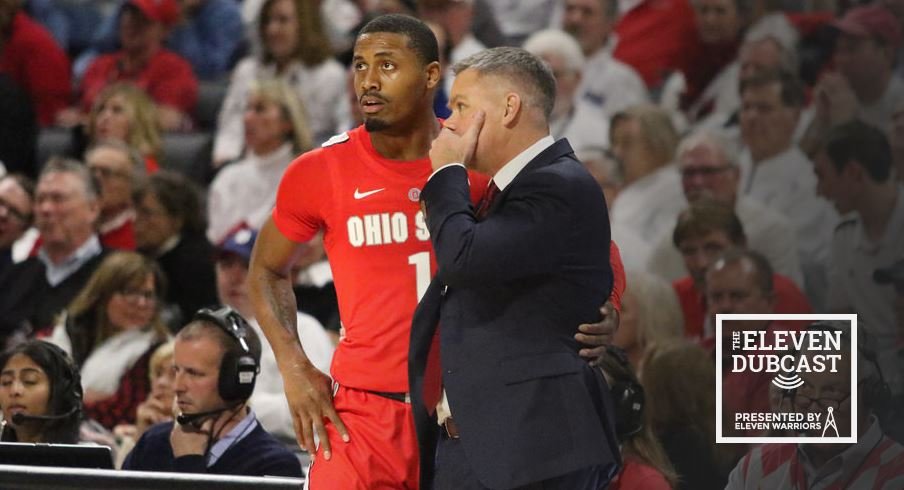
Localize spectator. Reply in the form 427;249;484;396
122;307;303;477
816;120;904;395
113;340;175;467
134;171;217;327
560;0;647;117
0;0;71;126
214;224;334;438
727;321;904;489
85;140;144;251
0;174;35;278
0;340;83;444
522;28;610;153
738;70;838;307
214;0;347;164
0;74;37;177
802;4;904;155
642;340;726;489
611;270;683;370
0;159;107;346
207;79;313;243
671;201;811;340
47;251;168;430
607;105;684;248
611;0;699;91
646;130;804;286
599;346;677;490
417;0;487;98
69;0;198;132
81;83;163;174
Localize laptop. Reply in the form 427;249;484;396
0;442;114;469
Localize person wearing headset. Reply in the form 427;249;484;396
122;307;302;477
0;340;83;444
727;321;904;489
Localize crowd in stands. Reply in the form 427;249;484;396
1;0;904;487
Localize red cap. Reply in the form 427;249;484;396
832;4;902;48
127;0;180;26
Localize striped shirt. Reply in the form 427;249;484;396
726;418;904;489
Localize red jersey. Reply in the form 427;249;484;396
273;125;488;392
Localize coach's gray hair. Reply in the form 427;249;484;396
40;157;100;201
677;130;740;168
452;47;556;121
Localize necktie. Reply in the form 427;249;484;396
475;181;500;220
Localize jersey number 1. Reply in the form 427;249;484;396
408;252;430;301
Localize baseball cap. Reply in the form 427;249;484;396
126;0;180;26
874;258;904;292
832;4;903;48
216;223;258;263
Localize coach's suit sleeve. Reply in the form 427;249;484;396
421;164;582;287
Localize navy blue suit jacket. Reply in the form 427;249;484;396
409;139;620;489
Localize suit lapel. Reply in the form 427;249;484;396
489;138;576;215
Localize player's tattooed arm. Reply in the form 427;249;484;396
249;219;350;459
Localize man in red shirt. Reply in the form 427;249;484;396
249;14;622;489
0;0;71;126
77;0;197;131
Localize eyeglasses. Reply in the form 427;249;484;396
680;165;733;179
118;288;157;304
88;165;130;180
0;197;30;223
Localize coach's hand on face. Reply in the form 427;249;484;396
429;110;485;172
281;362;349;460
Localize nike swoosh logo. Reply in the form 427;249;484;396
354;188;386;199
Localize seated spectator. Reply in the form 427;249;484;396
599;346;676;490
0;174;35;278
671;201;811;340
611;270;683;370
522;29;610;154
47;252;169;430
214;224;334;438
726;321;904;489
67;0;198;132
642;340;728;489
214;0;347;164
80;83;163;174
608;105;684;248
122;307;303;477
816;120;904;395
559;0;648;117
0;340;83;444
85;140;145;250
207;80;313;243
113;340;175;467
706;248;807;436
647;130;803;286
0;159;107;346
802;4;903;155
0;0;70;126
134;172;217;327
738;70;838;307
418;0;487;100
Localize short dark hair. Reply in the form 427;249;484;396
711;248;774;296
739;70;805;108
358;14;439;66
177;318;263;368
453;47;556;120
133;171;206;235
822;119;892;183
672;200;746;249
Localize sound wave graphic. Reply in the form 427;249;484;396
772;373;805;390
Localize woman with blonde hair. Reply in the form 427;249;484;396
642;340;727;489
83;83;163;173
207;78;314;242
47;251;169;430
213;0;347;165
599;345;678;489
613;270;684;371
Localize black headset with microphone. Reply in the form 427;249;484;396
176;306;260;427
3;341;83;431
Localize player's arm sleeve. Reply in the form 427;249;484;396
271;157;324;244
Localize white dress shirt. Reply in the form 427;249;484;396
577;47;649;118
